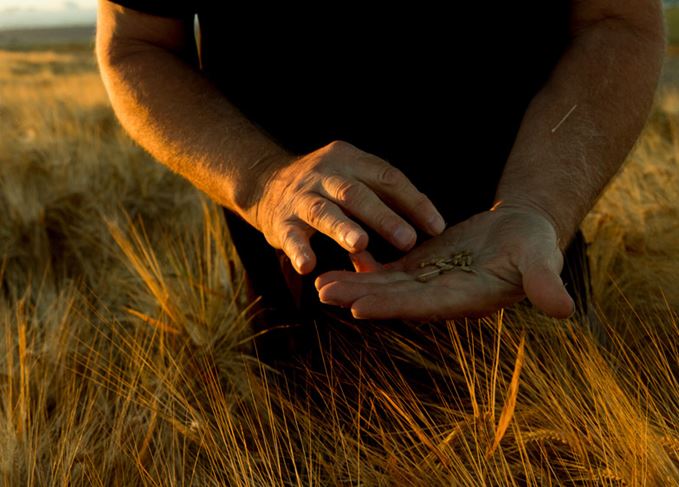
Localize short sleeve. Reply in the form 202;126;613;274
106;0;195;18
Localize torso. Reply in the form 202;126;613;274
197;2;571;233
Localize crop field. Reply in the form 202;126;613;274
0;30;677;485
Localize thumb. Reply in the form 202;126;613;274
349;250;384;272
519;252;575;319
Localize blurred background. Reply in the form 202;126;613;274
0;1;94;30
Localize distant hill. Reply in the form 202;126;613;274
0;25;95;50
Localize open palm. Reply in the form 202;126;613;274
314;207;576;321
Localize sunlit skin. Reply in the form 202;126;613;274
315;0;666;321
96;1;445;279
97;0;665;322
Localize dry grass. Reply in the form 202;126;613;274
0;47;677;486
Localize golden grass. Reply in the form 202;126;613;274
0;47;677;485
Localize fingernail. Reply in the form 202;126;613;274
428;214;446;234
295;255;306;272
393;226;415;248
344;231;361;248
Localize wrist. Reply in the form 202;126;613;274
231;147;298;226
490;199;572;252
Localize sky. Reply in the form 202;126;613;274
0;0;96;29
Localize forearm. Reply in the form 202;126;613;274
495;14;665;251
96;33;289;218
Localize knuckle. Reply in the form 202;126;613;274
412;191;431;209
376;213;401;234
326;139;354;154
378;165;405;186
335;180;363;205
279;230;296;252
305;198;329;224
310;155;330;172
280;229;298;256
328;218;345;236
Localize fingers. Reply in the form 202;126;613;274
315;269;410;291
350;286;475;320
354;156;446;237
316;266;524;320
279;223;315;274
321;175;418;251
297;195;369;253
318;278;419;306
351;291;442;320
349;250;383;272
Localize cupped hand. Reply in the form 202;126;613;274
314;206;577;321
241;140;446;274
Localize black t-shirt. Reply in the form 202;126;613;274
107;1;571;226
103;1;594;365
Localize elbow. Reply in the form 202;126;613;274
619;10;667;52
94;28;151;134
95;33;120;72
569;5;667;82
95;31;135;115
95;2;196;76
571;1;667;49
95;25;115;74
96;29;149;74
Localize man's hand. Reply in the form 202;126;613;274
97;3;446;277
241;140;446;275
313;207;576;321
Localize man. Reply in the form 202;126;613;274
96;2;665;353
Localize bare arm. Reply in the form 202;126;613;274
314;0;667;321
494;0;666;252
96;2;287;216
96;1;446;274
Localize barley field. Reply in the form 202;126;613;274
0;34;677;485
